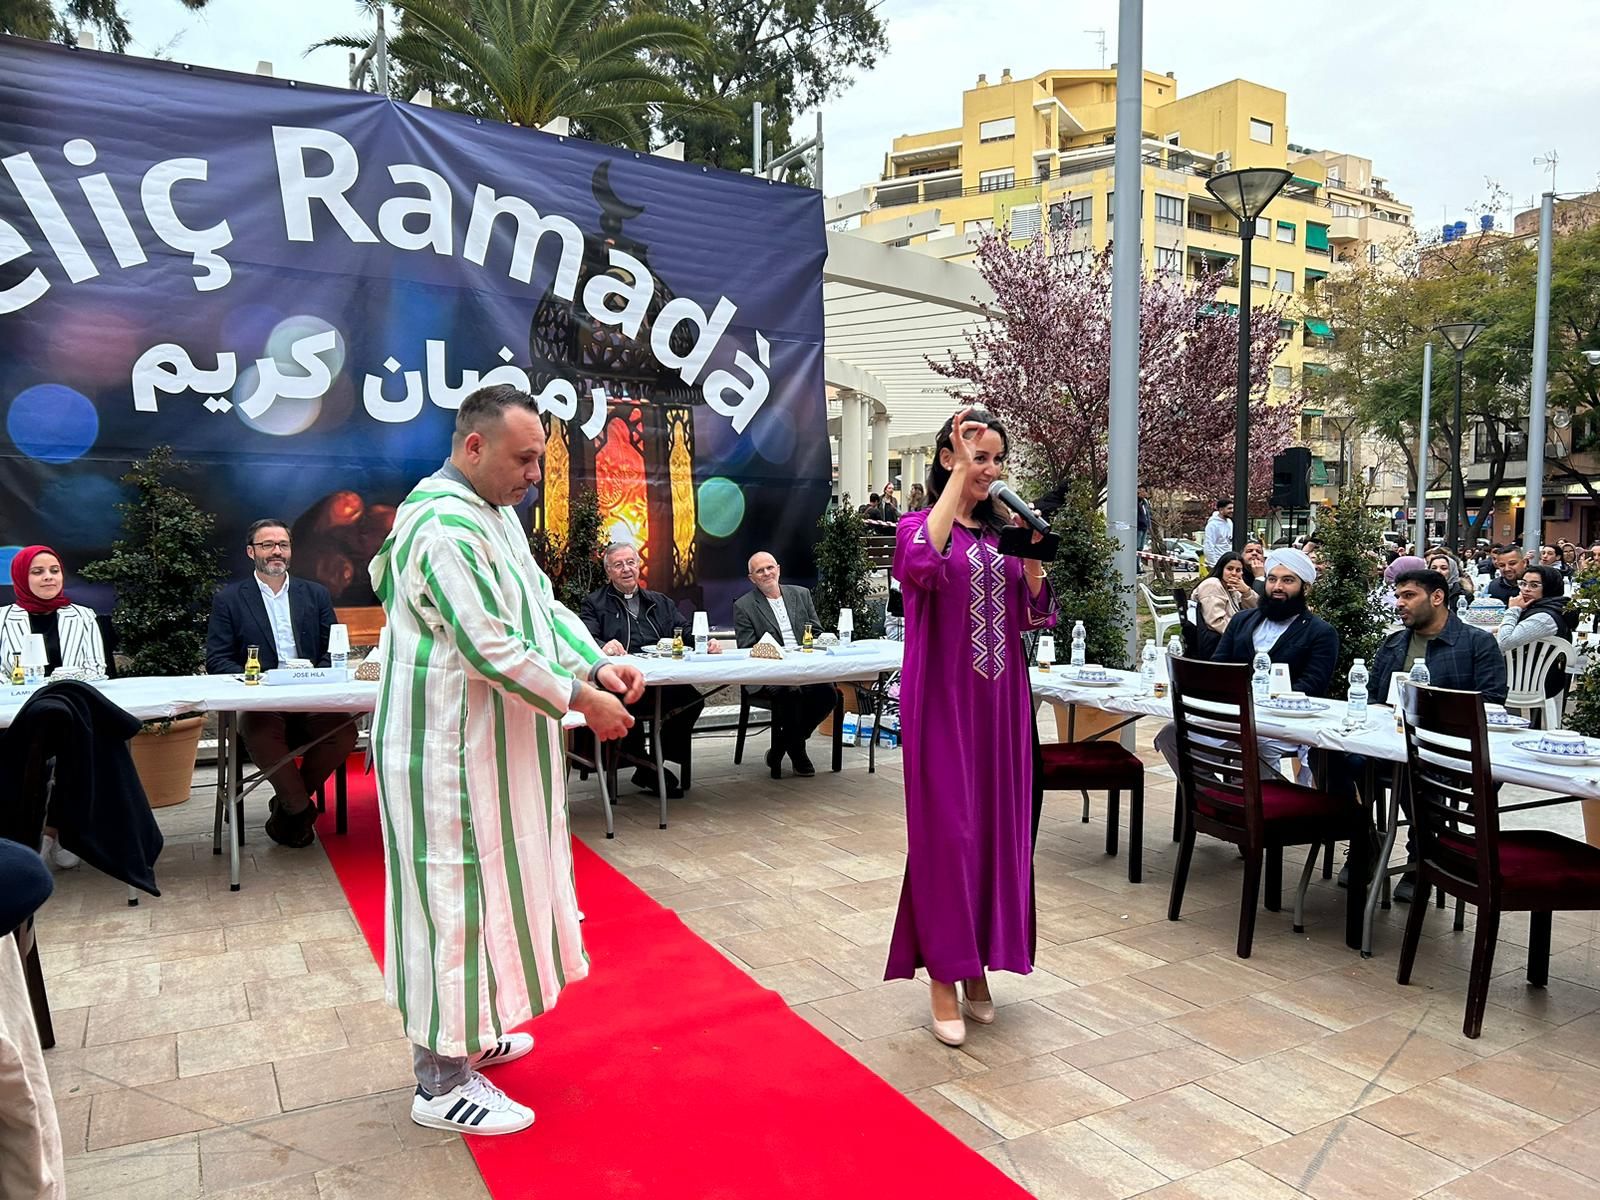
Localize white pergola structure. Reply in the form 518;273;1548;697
821;228;995;504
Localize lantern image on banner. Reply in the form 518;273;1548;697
528;163;701;602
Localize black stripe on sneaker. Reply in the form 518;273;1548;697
446;1098;469;1121
480;1042;505;1061
470;1106;490;1126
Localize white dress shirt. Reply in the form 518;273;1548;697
766;595;798;648
256;575;299;664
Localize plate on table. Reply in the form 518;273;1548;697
1511;738;1600;766
1060;672;1118;688
1485;711;1532;730
1258;699;1332;719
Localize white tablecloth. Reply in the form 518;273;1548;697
1031;666;1600;800
622;640;902;688
0;641;905;731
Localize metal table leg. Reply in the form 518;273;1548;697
831;687;844;773
653;687;667;829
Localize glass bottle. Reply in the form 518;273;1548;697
802;623;815;653
9;654;23;686
671;627;684;659
244;644;262;684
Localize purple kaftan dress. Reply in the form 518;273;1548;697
885;510;1056;982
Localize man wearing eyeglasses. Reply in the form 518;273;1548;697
204;518;358;847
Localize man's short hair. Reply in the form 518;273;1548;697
246;517;290;544
869;493;881;504
454;384;538;445
1498;545;1525;560
1216;497;1231;509
601;542;638;565
1395;568;1449;598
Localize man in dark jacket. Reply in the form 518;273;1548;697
1485;545;1525;604
734;551;836;778
1340;567;1508;900
578;542;709;798
204;518;358;848
1155;547;1338;785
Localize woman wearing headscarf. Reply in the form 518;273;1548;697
1380;554;1427;612
1499;562;1577;702
1;547;107;678
2;547;108;872
1426;549;1475;609
1498;563;1576;650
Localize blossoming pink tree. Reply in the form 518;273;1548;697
929;223;1296;511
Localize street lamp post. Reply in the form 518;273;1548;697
1433;321;1486;551
1206;167;1293;551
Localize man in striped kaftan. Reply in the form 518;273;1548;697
370;385;644;1136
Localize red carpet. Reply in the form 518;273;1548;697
321;760;1032;1199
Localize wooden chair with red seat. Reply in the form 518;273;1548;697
1167;656;1370;958
1396;682;1600;1039
1037;700;1145;883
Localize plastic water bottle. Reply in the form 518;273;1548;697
1139;640;1158;694
1455;594;1469;620
1347;658;1369;727
1070;620;1087;667
1409;658;1431;686
1251;652;1271;705
330;650;347;675
1166;633;1183;660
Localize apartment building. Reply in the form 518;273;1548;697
859;67;1415;514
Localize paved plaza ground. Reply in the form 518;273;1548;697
34;721;1600;1199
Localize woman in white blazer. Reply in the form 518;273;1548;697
5;546;110;871
3;545;107;678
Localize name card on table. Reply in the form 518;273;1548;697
262;668;349;686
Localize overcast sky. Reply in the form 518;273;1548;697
119;0;1600;228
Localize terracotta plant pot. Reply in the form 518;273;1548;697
128;715;204;808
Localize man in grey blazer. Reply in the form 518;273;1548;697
733;552;837;779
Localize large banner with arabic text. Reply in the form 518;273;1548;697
0;36;828;624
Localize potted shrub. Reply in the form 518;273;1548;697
83;447;224;807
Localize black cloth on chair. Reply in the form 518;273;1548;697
0;680;163;896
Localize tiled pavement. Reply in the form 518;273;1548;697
33;720;1600;1199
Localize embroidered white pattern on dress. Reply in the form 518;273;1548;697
967;538;1006;679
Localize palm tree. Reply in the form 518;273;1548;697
316;0;716;149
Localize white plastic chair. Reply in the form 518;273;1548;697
1502;636;1575;730
1139;583;1181;646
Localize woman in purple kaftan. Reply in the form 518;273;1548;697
884;409;1055;1046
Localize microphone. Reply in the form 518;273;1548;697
987;480;1050;535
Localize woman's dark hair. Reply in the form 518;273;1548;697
1208;551;1249;584
924;408;1011;532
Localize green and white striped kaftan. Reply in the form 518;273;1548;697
370;471;603;1057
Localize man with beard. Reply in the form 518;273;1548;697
1154;548;1337;786
1485;545;1526;603
205;518;358;847
1337;567;1506;899
1242;538;1267;598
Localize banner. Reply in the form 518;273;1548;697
0;36;828;623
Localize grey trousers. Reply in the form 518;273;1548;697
1153;721;1312;790
413;1044;471;1095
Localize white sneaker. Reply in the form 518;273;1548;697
41;834;80;870
471;1031;534;1070
411;1072;534;1135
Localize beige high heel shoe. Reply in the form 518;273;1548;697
961;980;995;1025
929;983;966;1046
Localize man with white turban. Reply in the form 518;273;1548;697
1155;546;1340;785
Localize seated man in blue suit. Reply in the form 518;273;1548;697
1155;547;1339;785
205;518;358;848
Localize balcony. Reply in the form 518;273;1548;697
1186;216;1241;239
1329;214;1363;242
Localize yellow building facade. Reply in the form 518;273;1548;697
860;67;1415;507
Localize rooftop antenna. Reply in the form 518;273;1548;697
1534;149;1559;195
1085;28;1107;69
